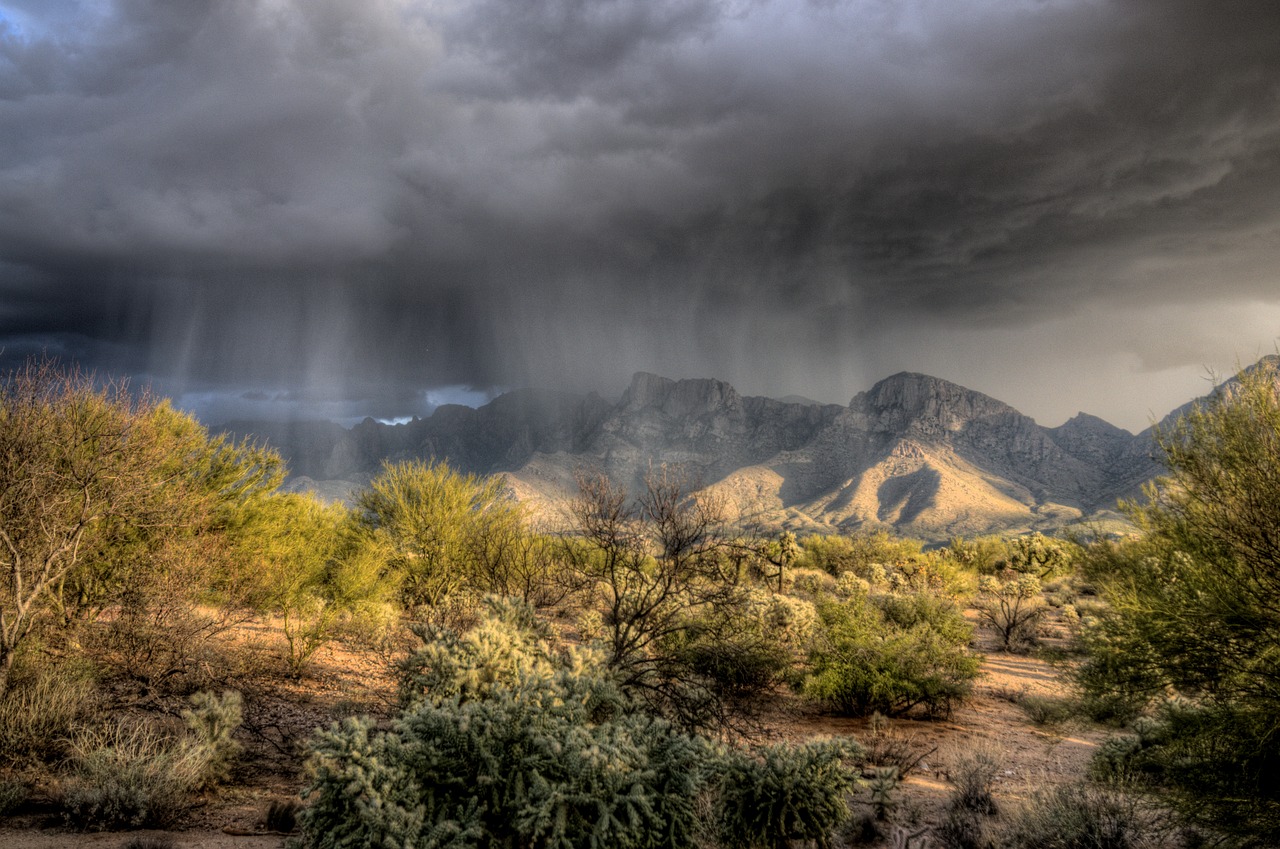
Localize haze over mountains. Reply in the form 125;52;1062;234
221;362;1274;541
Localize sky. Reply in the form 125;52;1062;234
2;0;1279;431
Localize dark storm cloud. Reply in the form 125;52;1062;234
2;0;1280;426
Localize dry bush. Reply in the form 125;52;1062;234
0;662;96;768
59;690;243;829
994;784;1166;849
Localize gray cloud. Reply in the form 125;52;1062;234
2;0;1280;429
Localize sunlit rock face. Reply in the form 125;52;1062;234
220;369;1184;541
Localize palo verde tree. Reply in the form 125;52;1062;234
1079;359;1280;841
0;358;281;694
355;459;526;614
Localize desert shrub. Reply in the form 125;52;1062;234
789;566;838;596
1006;533;1074;579
948;535;1014;574
836;571;871;598
0;776;30;815
799;532;924;578
560;470;766;732
95;541;247;693
993;784;1160;849
59;689;243;829
355;459;528;613
886;554;972;597
1090;701;1280;833
936;808;988;849
302;597;859;849
948;746;999;817
1017;694;1076;726
0;662;96;768
0;359;280;694
670;589;816;703
61;721;206;829
875;590;972;645
976;571;1046;652
805;594;980;718
858;713;933;778
718;739;861;849
1075;362;1280;842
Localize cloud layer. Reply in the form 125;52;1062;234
3;0;1280;428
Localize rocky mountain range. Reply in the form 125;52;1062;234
219;359;1278;541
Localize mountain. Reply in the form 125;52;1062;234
220;366;1233;541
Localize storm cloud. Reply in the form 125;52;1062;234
2;0;1280;429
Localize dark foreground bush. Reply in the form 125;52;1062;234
300;597;860;849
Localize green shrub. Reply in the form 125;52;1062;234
669;589;816;703
948;746;999;817
1017;694;1075;726
1075;363;1280;842
805;594;980;718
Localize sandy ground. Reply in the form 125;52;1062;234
0;613;1104;848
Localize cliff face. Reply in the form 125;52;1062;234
221;369;1181;540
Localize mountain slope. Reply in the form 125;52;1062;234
220;367;1231;540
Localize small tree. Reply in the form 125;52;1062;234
355;460;525;613
0;360;281;693
560;469;764;732
975;571;1045;651
231;493;392;676
1078;359;1280;841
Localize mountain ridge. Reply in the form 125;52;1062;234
220;364;1274;541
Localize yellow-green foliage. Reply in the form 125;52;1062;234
797;532;925;578
0;358;281;693
805;590;979;719
229;492;391;675
356;459;530;611
1078;362;1280;842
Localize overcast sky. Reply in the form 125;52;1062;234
2;0;1279;430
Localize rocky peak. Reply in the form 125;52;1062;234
1050;412;1137;471
852;372;1022;435
621;372;743;418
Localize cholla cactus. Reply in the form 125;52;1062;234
181;690;243;788
836;571;871;599
302;598;860;849
868;766;900;821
